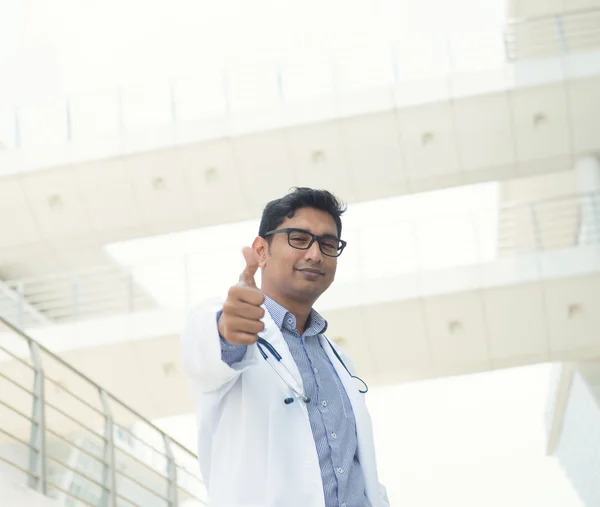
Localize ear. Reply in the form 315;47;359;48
252;236;268;268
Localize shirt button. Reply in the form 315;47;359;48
337;467;344;474
341;504;347;507
331;432;337;439
313;367;318;374
321;400;328;407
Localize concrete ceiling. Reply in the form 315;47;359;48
1;76;599;282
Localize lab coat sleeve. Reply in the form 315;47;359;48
181;299;260;394
379;482;390;506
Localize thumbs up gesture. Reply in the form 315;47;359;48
217;247;266;345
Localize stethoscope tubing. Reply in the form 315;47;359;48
256;335;369;405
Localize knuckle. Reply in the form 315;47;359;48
227;285;237;296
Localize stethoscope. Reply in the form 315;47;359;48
256;336;369;405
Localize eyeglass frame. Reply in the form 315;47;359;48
263;228;347;257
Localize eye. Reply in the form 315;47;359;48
289;233;311;245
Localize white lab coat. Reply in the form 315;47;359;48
181;299;390;507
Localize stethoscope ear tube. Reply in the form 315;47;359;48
325;338;369;394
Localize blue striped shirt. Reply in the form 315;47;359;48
220;296;369;507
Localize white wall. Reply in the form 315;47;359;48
554;369;600;507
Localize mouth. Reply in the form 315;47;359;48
296;268;324;278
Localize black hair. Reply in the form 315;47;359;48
258;187;346;239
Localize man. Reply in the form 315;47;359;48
181;187;389;507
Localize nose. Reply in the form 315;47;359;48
305;239;324;262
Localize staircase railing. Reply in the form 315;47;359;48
0;314;207;506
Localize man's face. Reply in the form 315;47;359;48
259;207;340;305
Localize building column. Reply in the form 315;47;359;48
576;156;600;193
575;156;600;245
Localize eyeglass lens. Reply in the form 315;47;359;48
287;230;342;256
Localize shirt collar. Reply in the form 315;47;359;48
264;294;328;337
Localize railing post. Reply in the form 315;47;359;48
222;71;231;114
170;81;177;124
573;195;584;247
591;192;600;244
28;341;47;495
555;14;568;54
128;267;135;314
163;435;178;507
65;97;73;142
117;87;124;133
72;277;80;321
100;389;117;507
502;27;512;61
530;204;543;251
276;65;284;105
16;281;25;330
14;106;21;148
183;256;190;313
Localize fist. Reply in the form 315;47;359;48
218;247;265;345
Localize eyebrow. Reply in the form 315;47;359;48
292;227;339;239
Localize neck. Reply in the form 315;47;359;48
263;290;314;334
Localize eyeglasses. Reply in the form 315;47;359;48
264;228;347;257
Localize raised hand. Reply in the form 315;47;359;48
217;247;265;345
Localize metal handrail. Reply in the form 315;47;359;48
0;314;207;506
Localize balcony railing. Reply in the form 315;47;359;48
1;190;598;332
0;314;207;506
2;8;599;155
504;7;600;61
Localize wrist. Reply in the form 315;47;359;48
217;312;226;340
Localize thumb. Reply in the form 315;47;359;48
239;246;259;288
